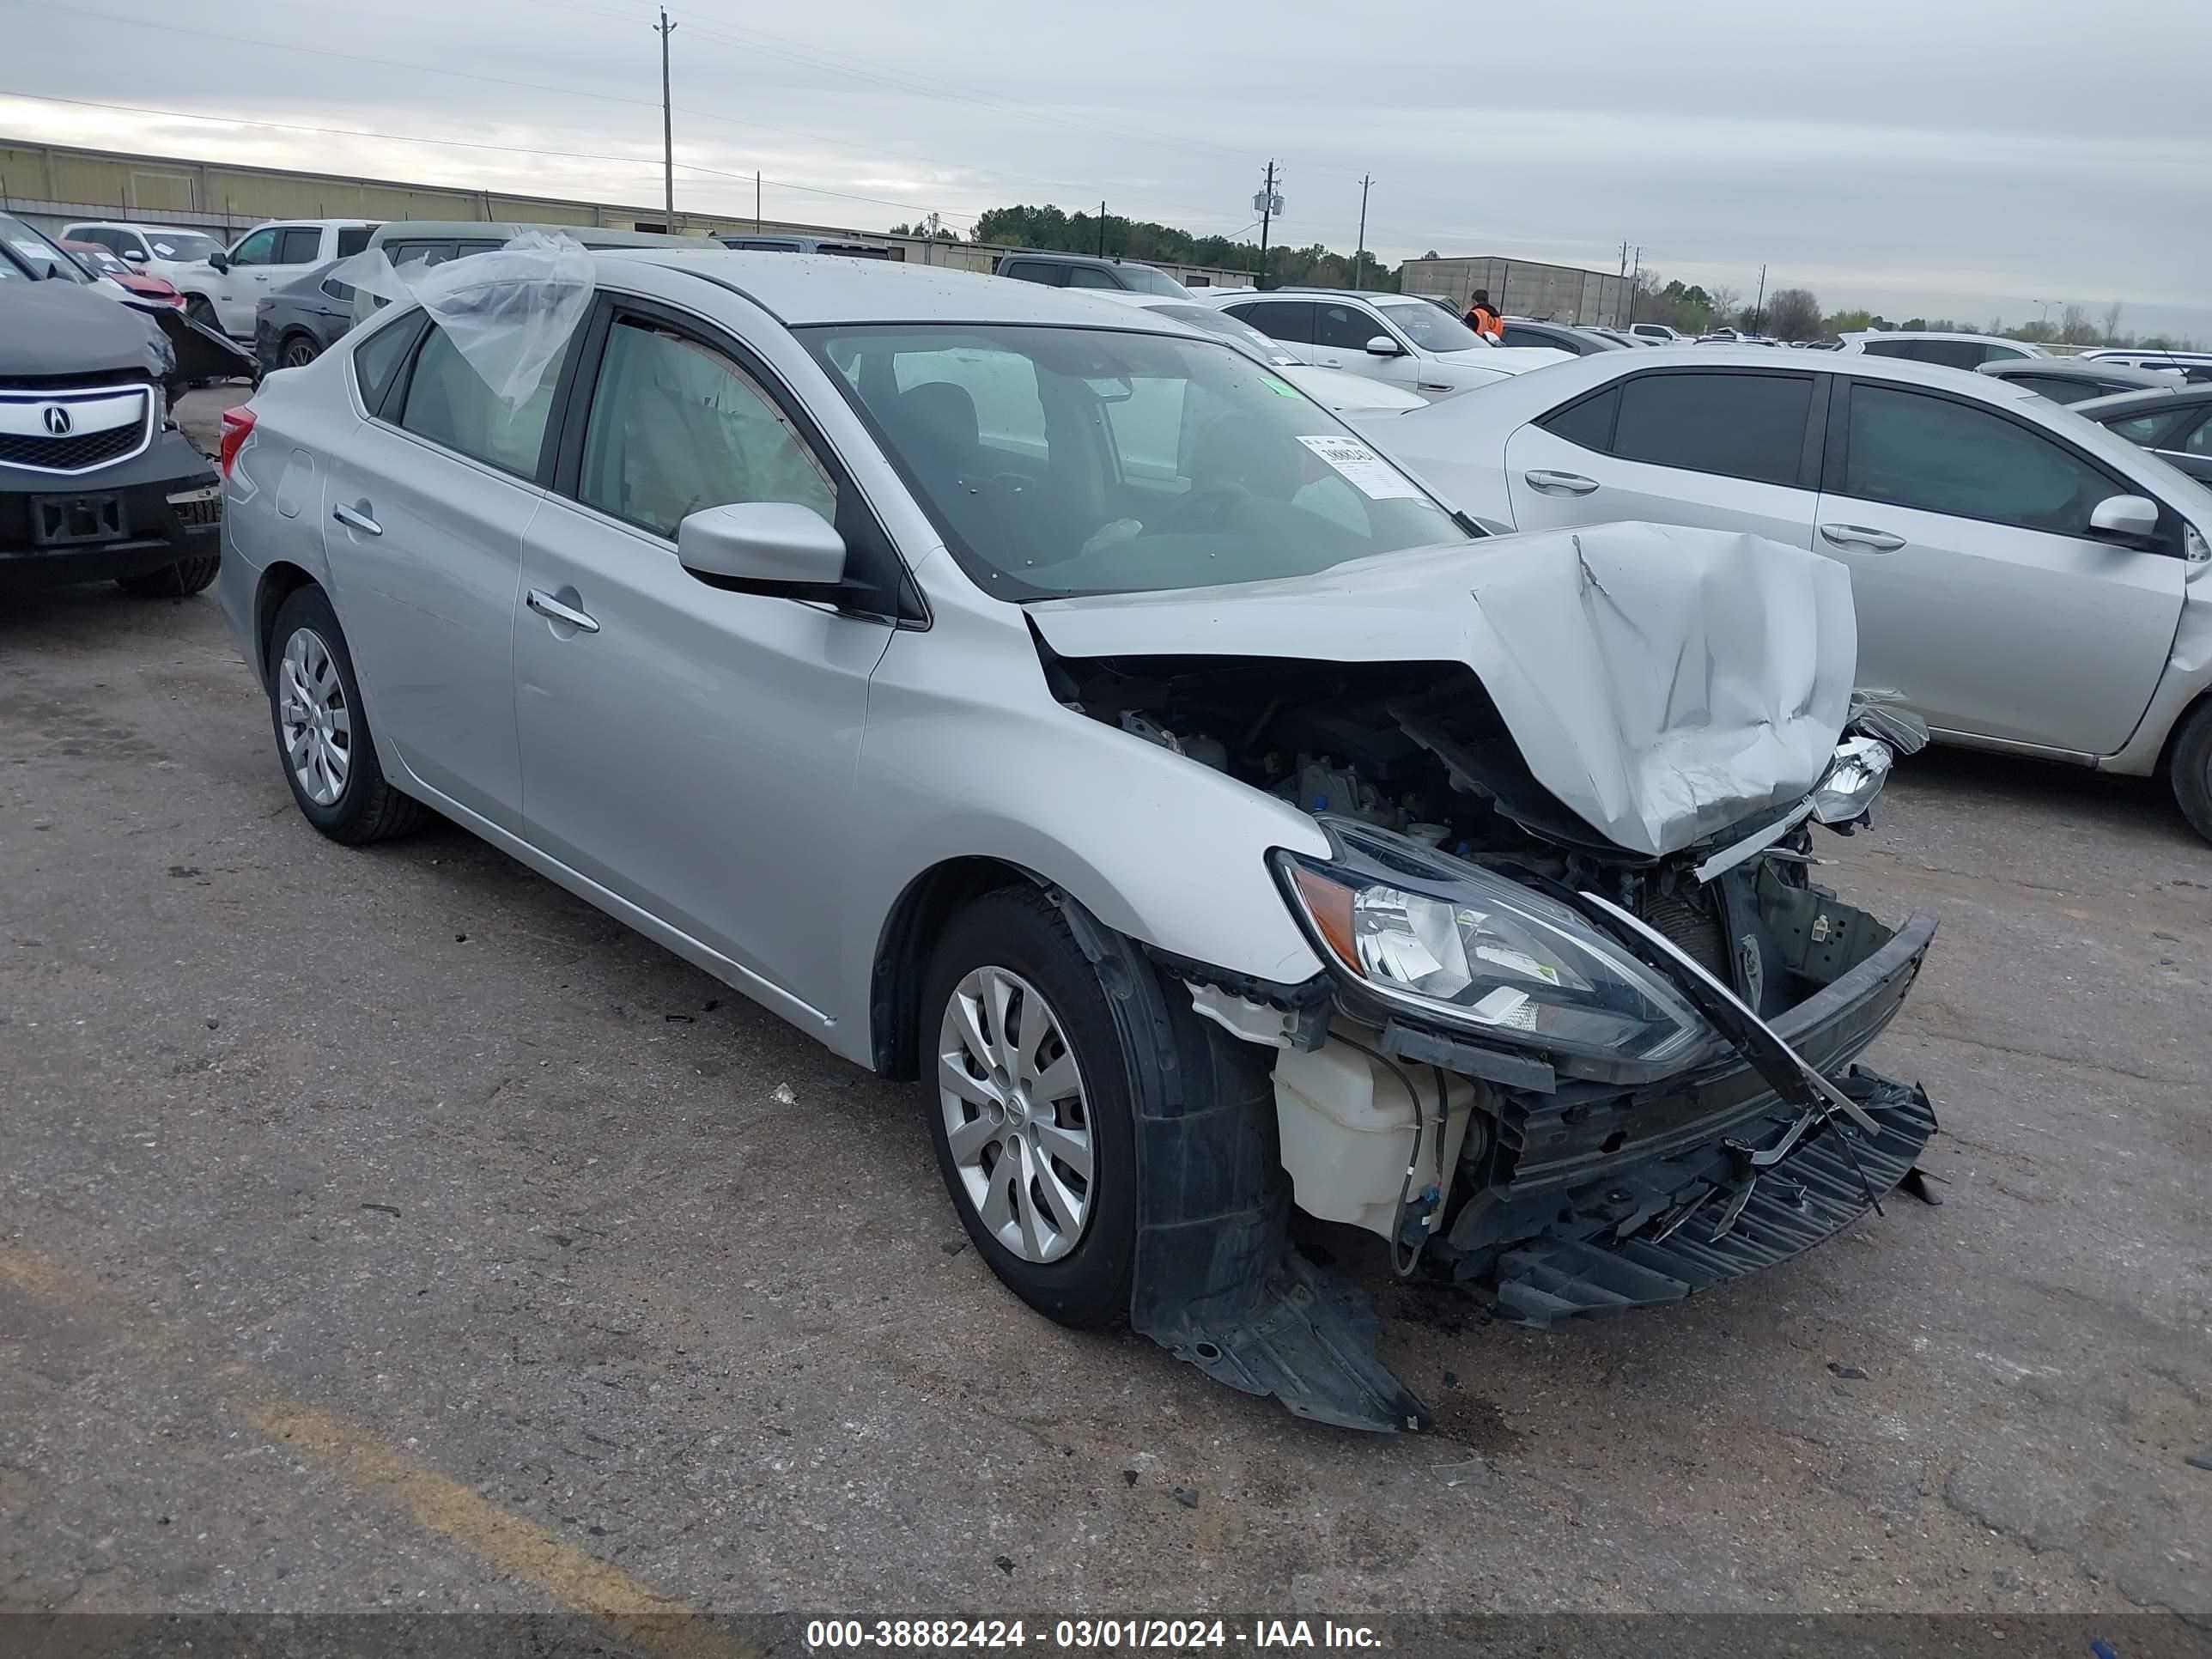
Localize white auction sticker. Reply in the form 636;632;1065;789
1293;434;1424;500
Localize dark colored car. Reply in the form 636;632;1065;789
1498;319;1629;356
2073;385;2212;483
993;251;1192;296
254;261;359;376
0;279;223;596
714;234;896;258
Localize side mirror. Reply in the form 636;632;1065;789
677;501;847;595
1364;334;1403;357
122;248;148;264
2088;494;2160;546
208;250;230;273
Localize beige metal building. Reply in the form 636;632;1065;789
0;135;1249;287
1400;255;1631;328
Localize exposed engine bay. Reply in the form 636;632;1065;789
1046;645;1939;1432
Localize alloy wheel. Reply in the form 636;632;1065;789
277;627;351;806
936;965;1094;1262
283;338;319;368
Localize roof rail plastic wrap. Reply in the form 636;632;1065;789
327;231;593;405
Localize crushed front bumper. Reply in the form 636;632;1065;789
0;429;220;587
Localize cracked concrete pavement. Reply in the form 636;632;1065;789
2;420;2207;1633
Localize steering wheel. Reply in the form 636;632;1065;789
1153;482;1251;536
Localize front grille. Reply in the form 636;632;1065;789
0;423;144;472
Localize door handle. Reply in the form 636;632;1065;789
331;501;381;536
526;587;599;634
1524;469;1599;496
1820;523;1905;552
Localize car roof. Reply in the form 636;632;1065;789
1978;358;2173;383
68;221;205;235
2071;385;2212;420
611;247;1205;331
1838;329;2035;347
369;221;688;246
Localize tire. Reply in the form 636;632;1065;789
921;884;1140;1328
265;586;427;845
2166;696;2212;843
184;294;219;331
116;554;220;598
280;333;320;370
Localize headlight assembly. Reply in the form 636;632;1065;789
1275;820;1712;1078
1810;735;1893;825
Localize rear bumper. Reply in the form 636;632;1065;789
0;429;220;586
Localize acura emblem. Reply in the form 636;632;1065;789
41;404;72;436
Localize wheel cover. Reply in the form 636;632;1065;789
277;626;352;806
937;965;1094;1263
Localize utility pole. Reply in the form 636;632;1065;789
754;170;761;232
1097;200;1107;258
1752;263;1767;333
654;8;677;228
1620;239;1628;278
1255;160;1278;290
1352;173;1373;290
1627;245;1641;325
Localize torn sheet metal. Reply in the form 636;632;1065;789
327;231;592;405
152;306;255;383
1026;522;1857;858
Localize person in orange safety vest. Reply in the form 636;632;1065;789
1464;289;1504;339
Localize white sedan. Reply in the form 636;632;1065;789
1201;288;1570;399
1095;293;1425;416
1359;344;2212;838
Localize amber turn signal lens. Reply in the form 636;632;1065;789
1290;864;1359;973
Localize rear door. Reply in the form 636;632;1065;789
1504;366;1821;546
2147;408;2212;484
320;313;576;829
1814;374;2185;753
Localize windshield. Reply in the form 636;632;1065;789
0;216;94;283
1117;264;1194;298
144;231;223;263
1143;302;1297;366
1376;301;1482;353
810;324;1470;599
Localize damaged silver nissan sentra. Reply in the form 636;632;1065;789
219;244;1938;1431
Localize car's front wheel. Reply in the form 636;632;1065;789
280;333;319;370
2167;696;2212;843
266;586;427;844
921;885;1138;1328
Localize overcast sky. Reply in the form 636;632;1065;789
5;0;2209;335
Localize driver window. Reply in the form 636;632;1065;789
1843;384;2118;536
228;228;277;267
578;318;836;540
1315;304;1382;349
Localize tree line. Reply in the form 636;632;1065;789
940;204;2198;350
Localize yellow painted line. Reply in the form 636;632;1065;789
0;1249;760;1659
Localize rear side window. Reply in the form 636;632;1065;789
2012;374;2101;406
398;323;573;477
1840;383;2117;536
1861;338;1913;359
1910;338;1993;370
2103;412;2166;446
1229;301;1315;346
335;227;374;258
1066;265;1121;289
1000;261;1064;287
275;228;322;264
351;316;418;414
1540;385;1620;451
1610;372;1812;486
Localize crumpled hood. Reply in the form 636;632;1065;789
0;281;173;380
1027;522;1856;858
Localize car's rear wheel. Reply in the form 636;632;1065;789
280;333;319;369
921;885;1138;1328
267;586;427;844
116;554;220;598
2166;696;2212;843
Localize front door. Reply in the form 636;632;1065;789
1815;377;2185;754
515;303;890;1019
1505;367;1821;548
321;317;570;829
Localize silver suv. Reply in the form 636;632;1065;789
218;248;1940;1431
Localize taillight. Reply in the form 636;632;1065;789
218;405;256;478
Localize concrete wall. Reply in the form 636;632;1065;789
1399;256;1631;328
0;136;1248;288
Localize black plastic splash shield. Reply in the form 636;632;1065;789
1488;1066;1937;1330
